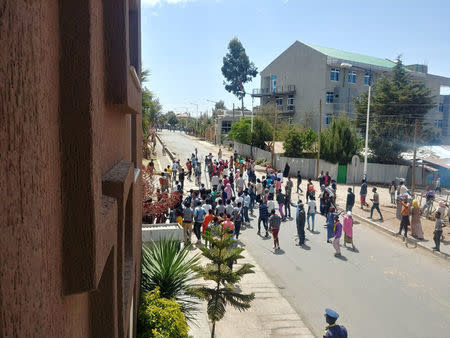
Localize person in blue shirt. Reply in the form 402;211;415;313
258;201;269;237
193;201;206;243
326;206;341;243
323;308;347;337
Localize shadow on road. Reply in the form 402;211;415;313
335;254;348;261
273;248;285;255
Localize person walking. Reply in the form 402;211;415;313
297;170;303;193
326;207;341;243
193;201;206;243
182;202;194;244
323;309;348;337
284;185;292;219
410;199;424;239
202;209;214;247
346;188;355;212
186;159;192;181
389;181;396;204
398;196;410;238
276;190;286;221
243;190;251;224
435;176;441;194
295;200;306;246
233;202;243;240
343;211;355;250
433;211;444;251
360;179;369;209
332;215;343;257
258;200;269;237
178;168;185;192
171;160;178;181
369;187;383;221
307;196;316;231
268;210;282;250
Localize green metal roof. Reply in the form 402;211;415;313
305;43;397;69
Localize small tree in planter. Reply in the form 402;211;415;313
192;225;255;337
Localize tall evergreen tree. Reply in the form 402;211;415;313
192;225;255;338
221;38;258;115
354;57;435;163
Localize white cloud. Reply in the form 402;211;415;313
141;0;195;7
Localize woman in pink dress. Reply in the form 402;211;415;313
411;199;424;239
225;183;233;202
343;211;356;250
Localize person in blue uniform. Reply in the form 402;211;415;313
323;308;347;337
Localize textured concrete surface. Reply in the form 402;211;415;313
160;130;450;338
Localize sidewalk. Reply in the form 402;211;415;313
152;134;315;337
189;249;314;338
172;133;450;259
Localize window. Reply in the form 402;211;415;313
439;103;444;112
287;95;294;105
326;92;334;104
434;120;443;128
348;71;356;84
271;75;277;93
438;120;443;128
325;114;332;125
221;121;232;134
330;68;340;81
276;97;283;106
364;73;371;86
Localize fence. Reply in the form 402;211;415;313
234;141;410;185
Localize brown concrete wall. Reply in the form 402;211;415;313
1;0;142;337
0;1;66;337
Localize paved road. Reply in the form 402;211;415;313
160;130;450;338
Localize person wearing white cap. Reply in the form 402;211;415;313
343;211;355;250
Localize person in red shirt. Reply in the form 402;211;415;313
186;159;192;181
202;209;214;247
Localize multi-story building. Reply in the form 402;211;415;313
1;1;142;337
214;108;253;143
252;40;450;142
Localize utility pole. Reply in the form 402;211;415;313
316;99;322;177
412;119;418;191
271;108;278;167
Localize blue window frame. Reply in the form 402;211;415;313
271;75;277;93
439;103;444;112
348;71;356;84
330;68;339;81
276;97;283;106
325;114;332;125
326;92;334;104
364;73;371;86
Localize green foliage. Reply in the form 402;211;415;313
141;69;162;139
354;57;435;164
283;128;303;157
191;225;255;337
255;158;270;166
141;240;200;320
167;111;179;127
221;37;258;100
301;128;318;152
320;116;360;164
228;117;273;149
137;288;189;338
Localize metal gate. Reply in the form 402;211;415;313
337;164;347;184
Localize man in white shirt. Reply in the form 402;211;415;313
267;198;276;214
236;174;245;193
307;196;317;231
211;174;220;190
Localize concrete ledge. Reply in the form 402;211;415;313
352;213;449;260
155;132;175;161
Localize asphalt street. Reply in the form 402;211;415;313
160;130;450;338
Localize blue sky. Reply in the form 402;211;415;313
141;0;450;115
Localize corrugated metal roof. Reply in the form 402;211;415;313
305;43;397;69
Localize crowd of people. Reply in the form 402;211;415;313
150;145;447;255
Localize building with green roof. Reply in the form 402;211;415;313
251;40;450;142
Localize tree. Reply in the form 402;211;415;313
221;38;258;115
141;69;162;138
214;100;226;110
283;128;303;157
320;116;360;164
166;111;179;127
228;117;273;149
301;128;318;152
192;225;255;337
354;57;435;163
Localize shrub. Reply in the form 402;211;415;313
283;128;303;157
141;239;200;321
137;288;189;338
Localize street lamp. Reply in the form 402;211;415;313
341;62;371;181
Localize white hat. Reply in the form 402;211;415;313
347;211;352;216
